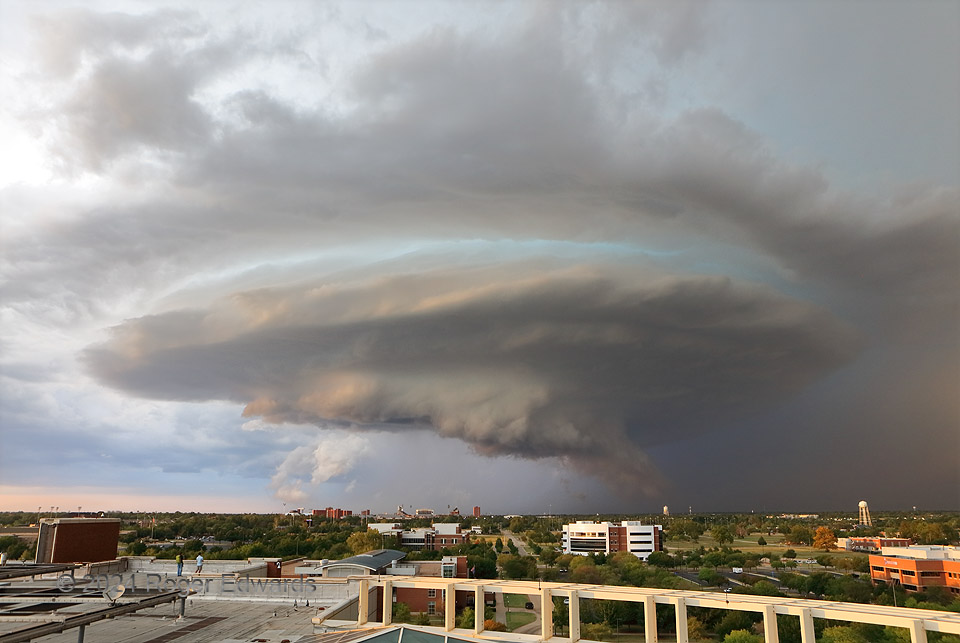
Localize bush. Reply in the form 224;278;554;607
687;616;709;641
724;630;762;643
458;608;475;629
581;622;613;641
484;620;506;632
392;602;412;623
820;625;869;643
716;611;759;639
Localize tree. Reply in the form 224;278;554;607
468;555;498;579
495;538;504;553
816;554;835;568
698;568;725;586
814;527;837;551
499;554;536;579
458;608;475;629
572;562;603;584
783;549;797;559
788;527;813;546
820;626;869;643
540;548;560;566
125;540;147;556
553;597;569;634
804;572;832;597
687;616;709;641
712;525;734;545
347;529;382;555
670;519;705;540
646;552;674;568
749;581;782;597
581;622;613;641
716;611;757;638
393;602;412;623
703;551;725;568
756;535;767;547
724;630;762;643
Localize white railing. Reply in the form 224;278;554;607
332;576;960;643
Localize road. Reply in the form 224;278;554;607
501;530;531;557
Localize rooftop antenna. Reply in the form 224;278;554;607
858;500;872;526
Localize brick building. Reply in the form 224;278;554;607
838;536;911;553
869;545;960;594
368;523;468;551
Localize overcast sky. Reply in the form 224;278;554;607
1;1;957;515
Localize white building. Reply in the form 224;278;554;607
561;520;663;561
368;523;466;551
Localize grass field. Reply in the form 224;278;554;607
506;611;536;630
664;534;870;562
504;593;532;608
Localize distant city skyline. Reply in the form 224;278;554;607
1;1;957;514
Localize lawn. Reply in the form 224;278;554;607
664;534;870;563
504;593;532;609
506;611;536;630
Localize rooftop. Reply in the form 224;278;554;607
320;550;406;571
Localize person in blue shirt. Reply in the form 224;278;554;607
195;553;204;574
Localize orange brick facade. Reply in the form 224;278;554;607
869;555;960;594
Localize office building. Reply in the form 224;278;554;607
869;545;960;594
368;523;467;550
561;520;662;560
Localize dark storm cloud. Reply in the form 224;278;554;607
5;2;957;506
85;264;859;495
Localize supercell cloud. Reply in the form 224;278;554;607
1;1;957;510
85;263;859;495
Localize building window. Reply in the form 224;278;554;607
427;589;436;598
427;602;436;615
442;567;455;578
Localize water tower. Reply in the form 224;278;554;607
858;500;872;526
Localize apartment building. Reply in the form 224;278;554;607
562;520;662;561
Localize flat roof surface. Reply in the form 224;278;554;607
7;600;320;643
